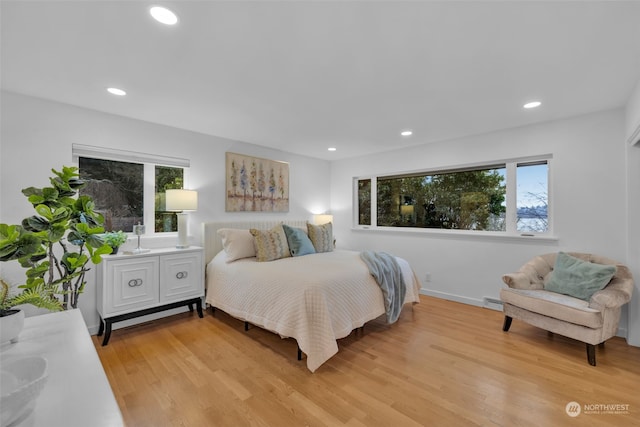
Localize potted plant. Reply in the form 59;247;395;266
102;231;128;254
0;279;63;344
0;166;112;311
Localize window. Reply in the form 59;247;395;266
155;166;184;232
516;161;548;233
79;158;144;232
356;156;550;235
74;144;189;234
357;179;371;225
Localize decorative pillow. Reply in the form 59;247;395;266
307;222;333;253
250;225;291;262
545;252;616;301
217;228;256;262
282;224;316;257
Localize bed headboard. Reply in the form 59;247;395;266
202;219;309;266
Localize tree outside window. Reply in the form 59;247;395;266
79;158;143;232
376;168;506;231
155;166;184;232
358;179;371;225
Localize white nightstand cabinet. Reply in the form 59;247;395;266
96;247;204;345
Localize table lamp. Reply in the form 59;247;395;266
166;189;198;248
313;214;333;225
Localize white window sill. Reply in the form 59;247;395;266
351;226;558;243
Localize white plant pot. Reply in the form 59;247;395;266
0;309;25;345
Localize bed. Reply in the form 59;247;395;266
202;220;421;372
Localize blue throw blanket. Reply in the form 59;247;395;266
360;251;407;324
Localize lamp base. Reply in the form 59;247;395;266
176;212;189;248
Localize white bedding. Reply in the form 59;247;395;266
205;249;421;372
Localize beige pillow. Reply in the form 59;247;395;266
250;225;291;262
307;222;333;253
217;228;256;262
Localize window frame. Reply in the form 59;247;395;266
73;144;190;237
353;155;555;241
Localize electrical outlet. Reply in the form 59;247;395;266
425;272;431;282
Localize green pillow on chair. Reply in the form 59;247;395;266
545;252;616;301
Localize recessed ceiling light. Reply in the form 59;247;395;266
400;130;413;137
328;147;337;152
107;87;126;96
150;6;178;25
523;101;542;109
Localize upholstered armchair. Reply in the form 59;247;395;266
500;252;634;366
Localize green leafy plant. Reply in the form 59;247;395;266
0;166;112;310
0;278;62;316
103;231;128;249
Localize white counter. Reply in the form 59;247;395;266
0;309;123;427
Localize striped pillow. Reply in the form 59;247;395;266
307;222;333;253
250;225;291;262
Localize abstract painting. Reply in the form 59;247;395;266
225;152;289;212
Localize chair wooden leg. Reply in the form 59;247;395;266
502;316;513;332
586;343;596;366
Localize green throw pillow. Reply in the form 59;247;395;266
282;224;316;257
545;252;616;301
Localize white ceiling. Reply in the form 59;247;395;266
2;1;640;161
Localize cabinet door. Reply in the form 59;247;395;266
160;252;203;303
104;257;159;315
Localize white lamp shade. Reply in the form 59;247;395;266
313;214;333;225
166;189;198;211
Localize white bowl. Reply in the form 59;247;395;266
0;310;25;345
0;356;48;427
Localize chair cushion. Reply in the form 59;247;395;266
545;252;616;301
500;288;603;329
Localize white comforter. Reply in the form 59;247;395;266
205;249;421;372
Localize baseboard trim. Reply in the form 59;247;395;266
419;288;485;307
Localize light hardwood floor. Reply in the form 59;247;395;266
93;296;640;427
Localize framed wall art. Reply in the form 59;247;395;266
225;152;289;212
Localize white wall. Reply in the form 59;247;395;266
625;78;640;346
0;91;330;332
331;109;634;338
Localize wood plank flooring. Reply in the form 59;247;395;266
93;296;640;426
